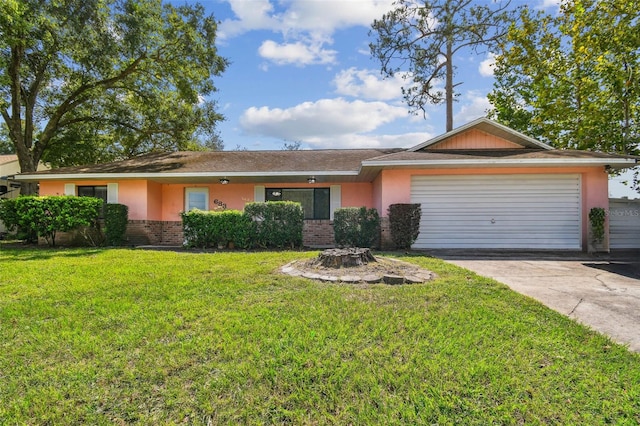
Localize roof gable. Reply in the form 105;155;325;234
409;118;553;151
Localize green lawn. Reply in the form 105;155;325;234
0;248;638;424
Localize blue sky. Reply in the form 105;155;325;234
190;0;637;198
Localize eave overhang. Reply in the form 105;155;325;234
361;157;638;170
11;170;363;184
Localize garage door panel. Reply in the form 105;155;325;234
609;199;640;249
411;174;581;249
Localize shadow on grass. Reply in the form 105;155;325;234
0;244;108;261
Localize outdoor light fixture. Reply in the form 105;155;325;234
271;190;282;197
307;177;316;184
219;178;230;184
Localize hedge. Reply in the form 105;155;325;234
181;202;304;249
105;203;129;246
0;196;102;246
388;203;421;249
181;209;252;249
244;201;304;249
333;207;380;248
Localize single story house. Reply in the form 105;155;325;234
13;118;638;250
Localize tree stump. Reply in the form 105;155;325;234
314;248;376;268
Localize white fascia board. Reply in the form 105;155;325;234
362;158;638;169
13;170;360;181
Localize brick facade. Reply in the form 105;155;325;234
379;216;395;250
302;220;335;248
123;219;337;247
125;220;183;245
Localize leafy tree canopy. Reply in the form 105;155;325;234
488;0;639;156
0;0;227;192
370;0;515;131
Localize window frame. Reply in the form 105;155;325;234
185;187;210;212
77;185;108;217
265;187;330;220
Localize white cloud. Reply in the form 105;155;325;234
537;0;561;10
454;92;491;124
218;0;279;40
303;131;435;149
478;53;496;77
239;97;416;147
258;38;337;66
219;0;396;66
332;68;410;101
279;0;395;33
220;0;395;39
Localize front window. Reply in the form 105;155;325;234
77;185;107;217
185;187;209;211
266;188;330;220
77;185;107;202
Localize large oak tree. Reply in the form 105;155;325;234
370;0;514;131
0;0;227;194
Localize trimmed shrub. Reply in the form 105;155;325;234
333;207;380;248
244;201;303;249
0;196;102;246
181;209;252;249
105;203;129;246
388;203;422;249
0;197;34;241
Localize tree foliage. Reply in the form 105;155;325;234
0;0;227;193
370;0;515;131
488;0;639;156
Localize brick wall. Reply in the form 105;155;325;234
121;219;337;248
125;220;183;245
303;220;335;248
379;216;395;250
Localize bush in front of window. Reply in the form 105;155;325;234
244;201;304;249
181;209;252;249
0;196;102;246
388;203;421;249
105;203;129;246
333;207;380;248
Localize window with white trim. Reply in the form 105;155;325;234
77;185;108;202
77;185;108;217
266;188;330;220
185;187;209;211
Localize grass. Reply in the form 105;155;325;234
0;248;639;424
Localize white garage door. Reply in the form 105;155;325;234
411;174;581;249
609;199;640;249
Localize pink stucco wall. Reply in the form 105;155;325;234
38;168;609;249
119;180;149;220
156;182;372;221
39;181;66;196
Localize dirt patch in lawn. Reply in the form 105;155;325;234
281;254;436;285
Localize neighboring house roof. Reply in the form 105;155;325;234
13;119;638;183
0;155;18;166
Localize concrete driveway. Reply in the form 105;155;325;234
434;251;640;353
